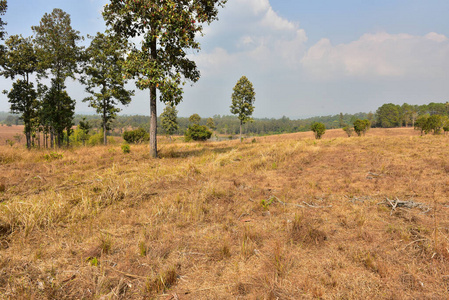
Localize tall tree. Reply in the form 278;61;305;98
160;104;179;138
1;35;39;148
4;80;38;148
103;0;227;158
230;76;256;141
40;79;75;147
32;8;82;147
375;103;401;128
82;32;134;145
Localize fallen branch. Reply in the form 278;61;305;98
402;238;429;250
366;172;383;179
379;197;429;214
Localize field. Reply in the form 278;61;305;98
0;127;448;299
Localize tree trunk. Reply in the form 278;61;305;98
150;86;157;158
25;130;31;149
239;121;242;142
50;130;54;149
103;98;107;145
149;37;158;158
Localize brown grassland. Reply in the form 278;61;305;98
0;127;448;299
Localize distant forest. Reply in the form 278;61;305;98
1;102;447;137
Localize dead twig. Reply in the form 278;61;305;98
379;197;429;214
402;239;429;250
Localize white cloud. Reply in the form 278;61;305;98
301;32;449;80
195;0;307;75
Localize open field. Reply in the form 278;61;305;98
0;125;24;145
0;128;448;299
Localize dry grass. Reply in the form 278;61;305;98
0;128;448;299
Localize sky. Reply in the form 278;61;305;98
1;0;449;118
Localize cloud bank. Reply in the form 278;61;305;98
179;0;449;118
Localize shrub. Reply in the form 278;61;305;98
184;124;212;141
342;126;353;137
123;128;149;144
310;122;326;139
353;119;371;136
121;144;130;154
43;152;63;161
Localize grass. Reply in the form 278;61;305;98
0;128;448;298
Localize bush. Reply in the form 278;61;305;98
310;122;326;139
415;114;445;135
353;119;371;136
342;126;353;137
121;144;130;154
123;128;149;144
184;124;212;141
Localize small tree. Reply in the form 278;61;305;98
160;104;179;138
78;117;91;146
189;113;201;126
426;114;444;134
353;119;370;136
311;122;326;139
414;115;428;135
230;76;256;141
342;125;353;137
206;117;216;131
185;124;212;142
123;128;149;144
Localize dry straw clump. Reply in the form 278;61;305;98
0;128;448;298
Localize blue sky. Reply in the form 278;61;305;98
1;0;449;118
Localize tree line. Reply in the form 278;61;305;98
3;100;449;143
0;0;227;156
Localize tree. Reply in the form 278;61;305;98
414;115;428;135
40;80;75;147
4;80;38;148
311;122;326;139
185;124;212;141
189;113;201;125
206;117;216;131
376;103;401;128
160;104;179;137
342;126;353;137
1;34;39;148
339;112;344;128
78;117;91;146
353;119;370;136
32;8;82;147
230;76;256;141
426;114;444;135
123;128;149;144
103;0;227;158
82;32;134;145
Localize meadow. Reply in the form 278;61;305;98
0;128;448;299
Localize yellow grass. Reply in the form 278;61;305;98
0;128;448;299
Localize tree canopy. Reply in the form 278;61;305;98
103;0;227;158
82;32;133;145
